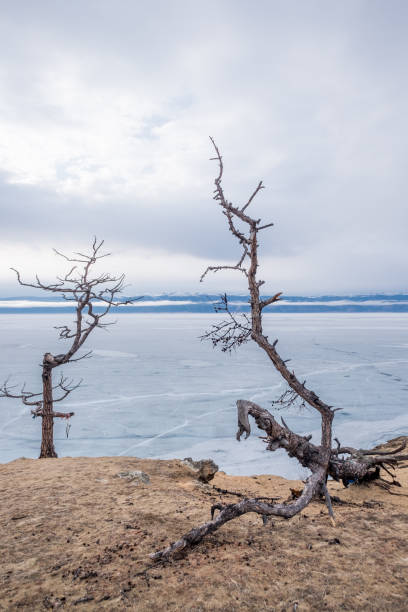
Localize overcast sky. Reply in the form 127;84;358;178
0;0;407;296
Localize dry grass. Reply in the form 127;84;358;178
0;438;407;611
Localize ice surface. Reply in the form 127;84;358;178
0;313;407;478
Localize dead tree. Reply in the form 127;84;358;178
0;238;133;458
151;139;407;560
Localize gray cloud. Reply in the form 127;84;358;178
0;0;407;294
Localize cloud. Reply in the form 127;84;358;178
0;0;407;294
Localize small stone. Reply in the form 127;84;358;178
116;471;150;485
11;514;28;521
182;458;218;482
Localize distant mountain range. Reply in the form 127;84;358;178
0;294;407;313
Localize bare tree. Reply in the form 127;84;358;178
0;238;134;458
151;139;408;561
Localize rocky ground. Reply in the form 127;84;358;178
0;437;407;611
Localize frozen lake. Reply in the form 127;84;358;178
0;313;407;478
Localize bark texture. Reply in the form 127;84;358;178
39;363;57;459
237;399;408;487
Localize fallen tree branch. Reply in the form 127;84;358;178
151;468;327;561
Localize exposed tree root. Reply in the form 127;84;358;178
236;400;408;488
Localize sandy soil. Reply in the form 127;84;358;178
0;437;407;611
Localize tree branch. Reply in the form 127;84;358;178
151;468;325;561
11;238;138;368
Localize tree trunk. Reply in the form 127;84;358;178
39;360;57;458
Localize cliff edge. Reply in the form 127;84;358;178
1;437;407;610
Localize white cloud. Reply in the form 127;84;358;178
0;0;407;294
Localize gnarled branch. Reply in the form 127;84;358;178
151;139;406;561
10;238;138;367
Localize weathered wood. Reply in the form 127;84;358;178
236;399;408;485
151;468;326;561
39;363;57;458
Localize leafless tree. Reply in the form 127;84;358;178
0;238;134;458
151;139;408;561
